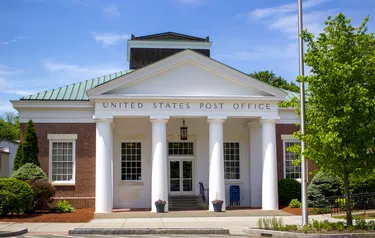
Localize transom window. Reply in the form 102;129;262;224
284;141;301;179
224;142;240;179
168;142;194;156
121;142;141;180
50;141;75;183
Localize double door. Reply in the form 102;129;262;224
168;160;194;196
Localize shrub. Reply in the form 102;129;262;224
0;178;34;215
11;163;47;181
307;171;342;207
289;199;302;208
278;178;301;206
54;200;74;213
29;180;56;211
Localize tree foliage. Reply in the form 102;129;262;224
22;120;40;167
249;70;299;92
0;112;20;142
283;13;375;226
13;142;23;171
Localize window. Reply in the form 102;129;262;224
284;140;301;179
50;141;76;183
224;142;240;179
121;142;141;180
168;142;194;155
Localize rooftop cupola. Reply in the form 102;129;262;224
127;32;212;69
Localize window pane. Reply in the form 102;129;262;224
121;142;142;180
168;142;194;155
284;141;301;179
224;142;240;180
51;142;74;182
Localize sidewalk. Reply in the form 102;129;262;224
0;214;338;235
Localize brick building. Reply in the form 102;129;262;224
11;32;304;213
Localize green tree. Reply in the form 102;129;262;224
22;120;40;167
13;142;23;171
0;112;20;142
249;70;300;92
283;13;375;226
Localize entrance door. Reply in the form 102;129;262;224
169;160;194;196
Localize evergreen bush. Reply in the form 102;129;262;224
13;142;23;171
307;171;342;207
0;178;34;215
278;178;301;206
11;163;48;181
22;120;39;167
289;199;302;208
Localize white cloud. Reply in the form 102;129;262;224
103;3;121;17
216;43;297;61
251;0;329;19
92;32;129;46
0;36;25;45
0;100;16;115
43;61;124;84
269;9;337;39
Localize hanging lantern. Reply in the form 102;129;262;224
180;119;188;140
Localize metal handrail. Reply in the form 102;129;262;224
199;182;209;203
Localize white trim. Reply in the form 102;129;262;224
127;40;212;61
48;134;78;140
19;118;94;123
282;136;301;180
88;50;287;100
48;139;76;185
11;100;93;109
281;134;296;140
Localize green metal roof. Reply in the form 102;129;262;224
21;70;133;100
281;89;300;101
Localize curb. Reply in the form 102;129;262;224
69;228;230;235
243;228;375;237
0;229;28;237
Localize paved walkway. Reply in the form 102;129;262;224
0;215;338;235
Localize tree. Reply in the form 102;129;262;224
13;142;23;171
283;13;375;226
22;120;40;167
0;112;20;142
249;70;300;92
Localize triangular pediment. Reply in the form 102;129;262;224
87;50;287;100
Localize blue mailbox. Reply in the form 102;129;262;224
230;185;240;206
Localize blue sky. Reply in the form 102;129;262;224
1;0;374;115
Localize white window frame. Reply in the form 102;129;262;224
120;141;143;181
223;141;240;180
48;138;76;185
282;136;301;181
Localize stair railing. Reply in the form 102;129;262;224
199;182;209;204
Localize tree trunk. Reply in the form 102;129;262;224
343;166;353;226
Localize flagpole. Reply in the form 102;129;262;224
298;0;308;226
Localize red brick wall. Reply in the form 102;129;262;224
276;124;316;180
20;123;96;208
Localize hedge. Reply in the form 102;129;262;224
278;178;301;206
0;178;34;215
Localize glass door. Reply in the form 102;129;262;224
169;160;194;196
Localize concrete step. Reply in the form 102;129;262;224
169;196;208;211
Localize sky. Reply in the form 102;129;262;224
1;0;374;115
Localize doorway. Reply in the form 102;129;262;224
168;160;194;196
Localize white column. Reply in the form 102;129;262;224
95;118;113;213
208;116;226;211
248;121;263;208
261;119;279;210
150;116;169;212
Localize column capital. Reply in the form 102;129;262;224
207;116;227;123
150;116;169;123
94;117;113;124
260;118;278;124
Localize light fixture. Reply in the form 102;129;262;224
180;119;188;140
